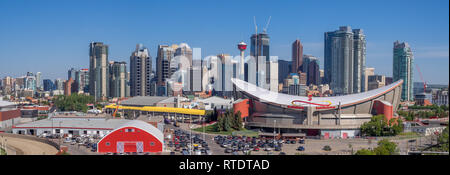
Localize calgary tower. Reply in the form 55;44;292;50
238;41;247;80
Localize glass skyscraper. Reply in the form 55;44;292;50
393;41;414;101
250;33;270;88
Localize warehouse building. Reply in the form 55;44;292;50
0;100;21;129
97;120;164;153
12;112;131;137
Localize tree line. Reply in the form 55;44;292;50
360;115;403;137
53;94;95;113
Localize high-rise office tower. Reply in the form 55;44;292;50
174;43;193;92
292;40;303;74
393;41;414;101
324;26;366;95
364;67;375;92
174;43;193;67
250;33;270;87
109;61;127;98
278;60;292;84
89;42;109;100
35;72;41;90
156;44;177;96
55;78;64;91
68;68;77;81
191;59;203;92
43;79;55;92
130;44;152;97
303;55;320;86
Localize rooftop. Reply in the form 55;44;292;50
121;96;170;106
13;118;130;130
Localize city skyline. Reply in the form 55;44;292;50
0;0;448;84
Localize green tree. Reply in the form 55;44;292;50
438;126;449;152
373;139;398;155
355;149;376;155
360;115;403;137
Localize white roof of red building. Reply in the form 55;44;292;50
109;120;164;144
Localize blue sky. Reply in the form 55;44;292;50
0;0;448;84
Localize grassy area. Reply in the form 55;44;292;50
394;132;422;139
193;123;258;137
1;148;6;155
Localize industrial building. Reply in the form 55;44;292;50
0;100;21;129
97;120;164;153
232;78;403;139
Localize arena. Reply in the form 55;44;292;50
232;78;403;138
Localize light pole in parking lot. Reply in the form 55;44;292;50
273;120;276;141
59;121;62;150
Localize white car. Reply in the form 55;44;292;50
264;147;272;151
194;150;202;155
63;138;72;143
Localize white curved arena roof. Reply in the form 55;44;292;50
232;78;403;107
113;120;164;143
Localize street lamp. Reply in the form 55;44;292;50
58;121;62;150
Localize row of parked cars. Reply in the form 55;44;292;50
168;129;212;155
214;135;306;155
63;135;98;152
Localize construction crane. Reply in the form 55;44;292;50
415;63;427;93
263;16;271;34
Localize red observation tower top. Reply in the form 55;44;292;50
238;42;247;51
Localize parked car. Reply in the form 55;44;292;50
253;147;260;151
274;146;281;151
299;139;305;144
323;145;332;151
297;146;305;151
279;152;286;155
63;137;72;143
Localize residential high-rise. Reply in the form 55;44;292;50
76;69;89;93
110;61;127;98
89;42;109;100
250;33;270;88
393;41;414;101
130;44;152;97
35;72;41;90
324;26;366;95
353;29;366;93
292;39;303;74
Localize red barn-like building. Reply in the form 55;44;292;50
97;120;164;153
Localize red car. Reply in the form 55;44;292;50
253;147;260;151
